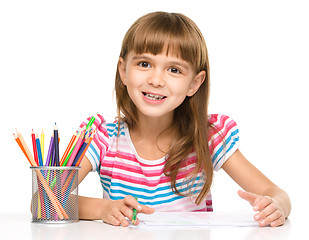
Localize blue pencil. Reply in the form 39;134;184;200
71;141;87;166
35;134;43;166
53;123;60;166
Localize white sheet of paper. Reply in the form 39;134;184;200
137;211;258;227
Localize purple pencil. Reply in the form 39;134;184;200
45;136;54;166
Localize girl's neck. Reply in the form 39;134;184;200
128;114;176;160
131;114;173;140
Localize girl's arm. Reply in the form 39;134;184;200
77;156;154;226
222;149;291;227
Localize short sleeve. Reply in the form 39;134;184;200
79;113;110;172
208;114;240;171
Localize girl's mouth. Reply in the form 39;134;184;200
142;92;166;100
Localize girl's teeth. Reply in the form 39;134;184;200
145;93;164;100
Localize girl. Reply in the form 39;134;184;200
77;11;291;227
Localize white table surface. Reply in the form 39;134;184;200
0;212;305;240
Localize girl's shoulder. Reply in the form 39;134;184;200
80;113;125;138
208;114;239;140
208;114;240;170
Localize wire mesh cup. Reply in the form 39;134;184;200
31;166;80;223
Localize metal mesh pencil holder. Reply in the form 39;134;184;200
31;166;80;223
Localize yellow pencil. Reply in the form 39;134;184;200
40;129;44;164
14;129;68;219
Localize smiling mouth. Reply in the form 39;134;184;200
142;92;167;100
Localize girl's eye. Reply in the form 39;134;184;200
139;62;151;68
168;67;181;74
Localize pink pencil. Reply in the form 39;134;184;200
66;129;85;166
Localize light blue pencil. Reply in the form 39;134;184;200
35;134;43;166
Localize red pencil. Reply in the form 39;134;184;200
31;129;39;165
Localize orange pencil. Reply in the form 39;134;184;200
14;130;68;219
60;131;77;166
13;133;31;164
16;129;36;166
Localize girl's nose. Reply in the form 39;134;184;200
147;70;165;87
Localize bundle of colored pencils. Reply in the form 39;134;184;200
13;116;96;221
14;116;96;168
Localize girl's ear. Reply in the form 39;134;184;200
187;70;206;97
118;57;127;85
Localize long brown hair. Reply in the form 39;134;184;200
115;12;213;205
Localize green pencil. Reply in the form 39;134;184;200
86;114;97;131
132;197;138;225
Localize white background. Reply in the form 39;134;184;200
0;0;308;223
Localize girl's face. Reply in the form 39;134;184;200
118;51;205;121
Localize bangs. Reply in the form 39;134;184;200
121;12;207;72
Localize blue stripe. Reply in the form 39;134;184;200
100;176;203;193
106;126;124;132
104;188;203;206
100;177;203;204
212;129;239;164
89;143;100;170
109;193;185;206
106;123;125;137
108;132;125;137
213;136;239;168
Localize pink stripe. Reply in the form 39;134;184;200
103;161;164;177
93;137;104;153
105;151;166;167
79;121;87;128
101;171;169;186
102;151;196;177
94;131;109;150
97;123;109;138
106;150;197;168
102;159;197;177
101;167;200;187
214;115;229;131
106;151;137;162
193;208;207;212
210;120;237;153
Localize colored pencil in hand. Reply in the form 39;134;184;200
132;197;138;225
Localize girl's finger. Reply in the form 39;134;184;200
105;215;121;226
119;204;135;220
258;209;283;227
253;196;272;211
115;212;129;227
269;216;285;227
238;190;259;205
254;203;277;221
123;195;155;214
124;195;142;210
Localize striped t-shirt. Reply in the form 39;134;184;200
81;114;239;212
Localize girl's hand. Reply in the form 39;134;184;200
238;190;286;227
102;195;155;227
